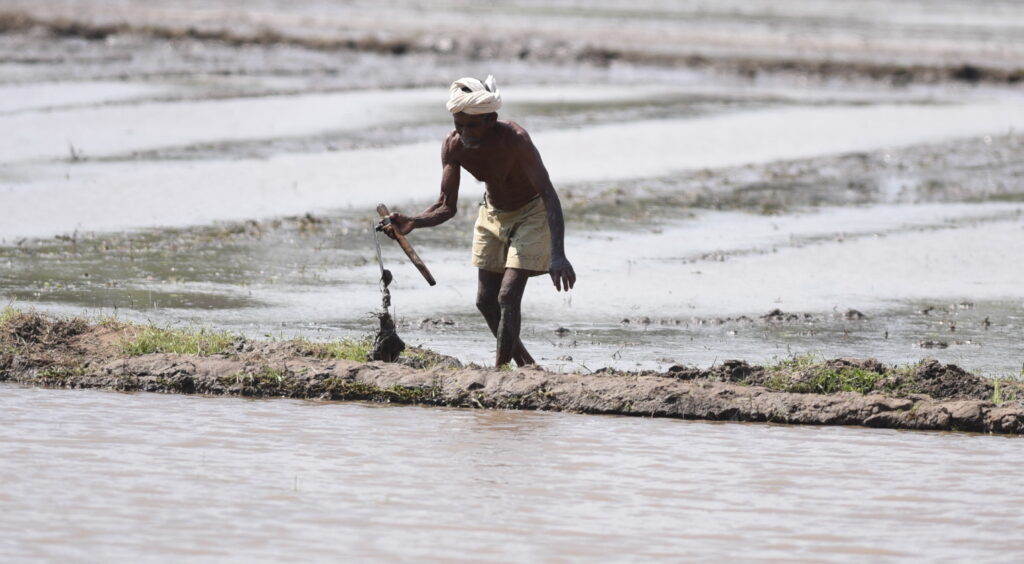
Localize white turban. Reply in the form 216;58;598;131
446;75;502;115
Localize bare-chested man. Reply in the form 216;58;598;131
382;75;576;367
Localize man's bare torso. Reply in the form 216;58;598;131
446;120;540;211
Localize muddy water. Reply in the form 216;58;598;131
2;384;1023;562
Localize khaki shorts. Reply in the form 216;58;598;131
472;196;552;273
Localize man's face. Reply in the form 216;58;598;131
453;112;495;149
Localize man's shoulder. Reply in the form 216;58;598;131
500;120;530;136
441;130;460;161
498;120;535;147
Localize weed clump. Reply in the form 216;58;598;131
321;377;440;403
399;346;463;370
1;310;88;347
219;364;300;397
0;305;18;326
761;355;888;395
121;326;235;356
991;380;1020;405
34;363;89;386
751;355;1015;401
294;337;373;362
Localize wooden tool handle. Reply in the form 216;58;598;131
377;204;437;286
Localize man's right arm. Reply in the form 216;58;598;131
387;135;461;235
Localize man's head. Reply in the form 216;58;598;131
447;75;501;147
452;111;497;148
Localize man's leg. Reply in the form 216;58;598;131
495;268;534;367
476;269;535;367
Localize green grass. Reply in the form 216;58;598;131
790;367;884;395
876;364;922;396
34;363;88;386
763;353;820;374
402;346;460;370
121;325;235;356
295;337;373;362
220;364;298;396
763;354;885;395
0;305;19;326
993;380;1005;405
321;377;440;403
992;379;1020;406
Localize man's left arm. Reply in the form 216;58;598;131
517;131;576;291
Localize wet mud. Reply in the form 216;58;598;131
1;9;1021;86
3;313;1023;434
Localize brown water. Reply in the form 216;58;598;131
2;384;1022;562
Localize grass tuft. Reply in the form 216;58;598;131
321;377;440;403
763;354;884;394
220;364;299;397
121;326;235;356
34;363;88;386
765;353;819;373
294;337;373;362
0;305;19;326
790;367;883;394
402;346;462;370
992;379;1019;405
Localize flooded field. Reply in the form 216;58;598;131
4;1;1024;561
3;384;1024;562
2;72;1021;372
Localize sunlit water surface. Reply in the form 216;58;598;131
2;384;1022;562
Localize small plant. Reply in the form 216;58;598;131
763;354;884;395
992;379;1020;405
67;141;84;162
761;372;792;392
766;353;820;373
35;363;88;386
96;314;127;329
878;364;921;396
0;305;19;326
320;377;439;403
121;325;234;356
222;364;296;396
295;337;373;361
794;367;883;395
402;346;461;370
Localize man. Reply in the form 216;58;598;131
382;75;576;367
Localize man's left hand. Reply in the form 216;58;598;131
550;256;576;292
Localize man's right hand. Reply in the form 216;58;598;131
381;213;414;238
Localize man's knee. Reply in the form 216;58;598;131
476;285;500;314
497;286;522;310
476;294;499;315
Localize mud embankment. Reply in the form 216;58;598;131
1;10;1020;86
2;313;1023;434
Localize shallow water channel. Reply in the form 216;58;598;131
2;384;1022;562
